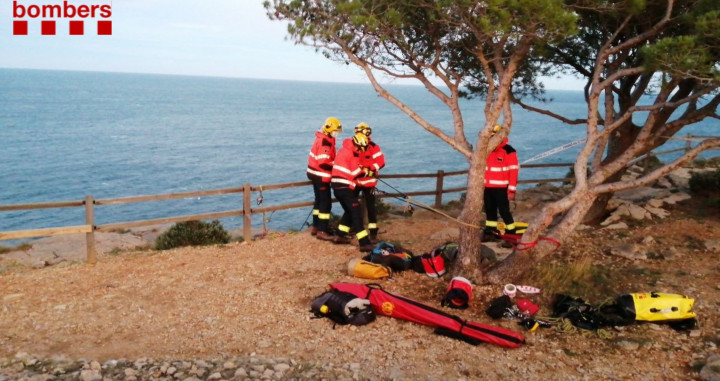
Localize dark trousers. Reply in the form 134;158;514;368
484;187;514;229
309;176;332;232
357;186;378;234
333;185;370;245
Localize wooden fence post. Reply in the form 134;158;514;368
84;195;96;264
360;195;368;225
434;170;445;208
243;183;252;241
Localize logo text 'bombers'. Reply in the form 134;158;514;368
12;1;112;36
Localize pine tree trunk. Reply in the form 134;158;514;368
450;155;487;284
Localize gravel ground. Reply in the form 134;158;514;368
1;201;719;380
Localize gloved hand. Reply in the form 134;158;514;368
344;298;371;316
367;170;375;177
508;191;516;201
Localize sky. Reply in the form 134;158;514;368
1;0;585;90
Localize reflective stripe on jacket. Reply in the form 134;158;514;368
357;140;385;188
331;138;363;190
485;138;519;191
307;131;336;183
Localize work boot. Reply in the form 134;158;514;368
316;230;335;241
333;235;352;245
310;226;318;236
369;232;379;244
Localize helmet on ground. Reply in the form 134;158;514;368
322;117;342;134
491;124;502;136
352;132;369;150
354;122;372;136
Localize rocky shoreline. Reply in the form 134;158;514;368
1;353;364;381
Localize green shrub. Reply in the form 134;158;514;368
375;198;393;216
155;220;230;250
689;169;720;197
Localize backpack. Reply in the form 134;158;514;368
310;289;376;326
364;241;413;272
435;242;459;262
420;250;446;277
347;258;392;279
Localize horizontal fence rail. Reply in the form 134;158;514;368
2;136;717;263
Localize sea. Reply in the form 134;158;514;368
0;68;716;240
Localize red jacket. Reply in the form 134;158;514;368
485;138;519;193
307;131;336;183
357;140;385;188
331;138;364;189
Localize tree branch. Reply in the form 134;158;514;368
593;138;720;194
511;95;587;125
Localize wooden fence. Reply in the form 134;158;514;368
0;163;576;263
2;133;716;264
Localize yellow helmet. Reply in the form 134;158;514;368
322;117;342;134
352;132;369;150
354;122;372;136
491;124;502;136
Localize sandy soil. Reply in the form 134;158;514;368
1;199;719;380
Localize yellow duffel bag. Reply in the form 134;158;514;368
618;292;696;322
347;258;392;280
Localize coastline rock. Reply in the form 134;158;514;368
705;239;720;253
609;243;647;260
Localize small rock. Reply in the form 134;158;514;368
700;355;720;381
604;222;629;230
662;192;691;205
609;243;647;260
617;340;640;351
124;368;137;377
645;206;670;219
274;363;291;372
79;369;102;381
234;368;248;378
628;204;650;220
705;239;720;253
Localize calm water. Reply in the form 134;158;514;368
0;69;715;235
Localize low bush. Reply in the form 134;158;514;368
155;220;230;250
689;169;720;198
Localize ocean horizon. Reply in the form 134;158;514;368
1;68;716;237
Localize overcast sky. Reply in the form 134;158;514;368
1;1;585;90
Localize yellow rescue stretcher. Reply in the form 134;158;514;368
618;292;696;322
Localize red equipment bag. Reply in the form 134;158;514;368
442;276;473;310
421;251;446;277
330;282;525;348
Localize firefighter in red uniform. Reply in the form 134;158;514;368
354;123;385;243
331;133;375;252
484;124;519;239
307;117;342;241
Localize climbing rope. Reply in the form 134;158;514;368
377;178;561;251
